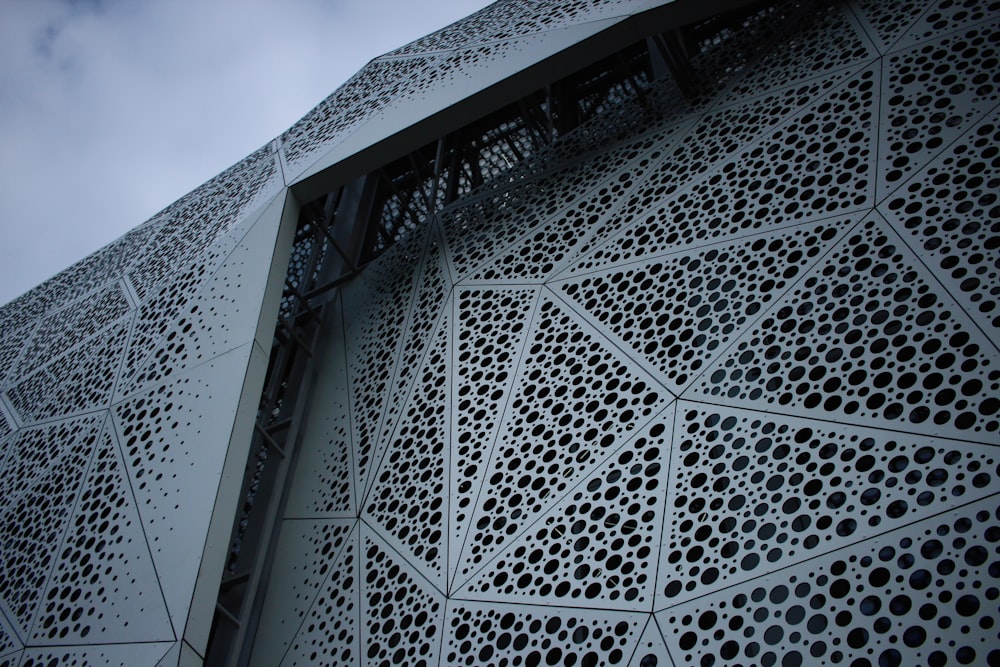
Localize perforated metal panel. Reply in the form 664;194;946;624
0;141;287;663
3;0;999;665
251;1;1000;666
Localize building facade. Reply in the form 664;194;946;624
0;1;998;665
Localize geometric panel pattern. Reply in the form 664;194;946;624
365;298;453;590
690;212;1000;440
361;526;446;667
876;17;1000;197
112;343;260;633
31;422;170;645
442;600;646;666
1;1;998;666
658;497;1000;667
284;299;356;519
879;108;1000;335
252;519;357;666
457;404;675;611
452;292;672;588
564;60;881;276
0;416;105;639
251;2;1000;666
555;216;852;394
659;402;1000;606
448;286;538;579
0;139;284;662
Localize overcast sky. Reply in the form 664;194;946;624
0;0;492;307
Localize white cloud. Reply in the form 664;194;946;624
0;0;491;306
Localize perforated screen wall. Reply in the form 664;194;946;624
251;1;1000;666
0;0;998;666
0;144;288;666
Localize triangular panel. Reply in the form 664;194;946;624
462;122;690;284
11;282;131;381
111;343;254;632
690;213;1000;442
0;611;22;661
0;415;103;637
29;422;172;644
658;496;1000;666
448;286;539;584
850;0;930;54
568;68;861;269
258;521;358;667
442;600;646;667
555;215;854;394
154;642;180;667
891;0;1000;50
567;62;880;276
719;1;877;104
454;292;672;587
285;298;355;518
440;136;680;283
119;146;279;390
877;19;1000;198
125;147;279;307
342;226;426;501
360;526;446;667
360;225;452;504
118;195;285;397
628;617;672;667
6;313;132;424
458;404;674;611
879;108;1000;343
657;402;1000;607
366;299;452;589
18;642;175;667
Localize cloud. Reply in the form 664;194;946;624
0;0;491;306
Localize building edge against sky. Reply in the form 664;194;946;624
0;1;999;666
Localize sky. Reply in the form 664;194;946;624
0;0;493;307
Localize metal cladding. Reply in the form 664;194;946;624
1;0;999;666
0;140;286;665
